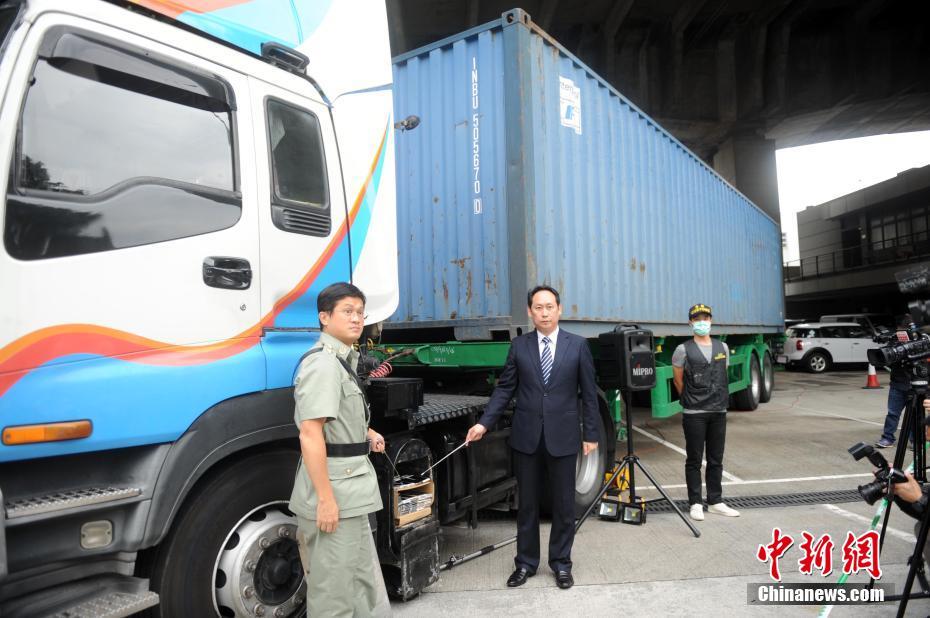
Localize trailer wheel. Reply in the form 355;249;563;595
759;353;774;403
146;450;306;618
573;411;608;518
733;354;761;411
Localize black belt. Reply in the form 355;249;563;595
326;441;369;457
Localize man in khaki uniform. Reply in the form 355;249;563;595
289;282;389;617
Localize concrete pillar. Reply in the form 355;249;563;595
713;131;780;223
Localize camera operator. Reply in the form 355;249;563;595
890;397;930;566
875;315;914;449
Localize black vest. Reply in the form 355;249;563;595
680;339;729;411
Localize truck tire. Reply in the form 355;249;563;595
573;411;608;518
733;354;761;411
759;353;774;403
147;449;306;618
804;350;831;374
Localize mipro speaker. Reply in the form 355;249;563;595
597;324;656;391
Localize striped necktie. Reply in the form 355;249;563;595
540;336;552;385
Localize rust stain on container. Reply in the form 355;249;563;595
639;262;646;274
450;257;470;269
442;281;449;302
466;270;473;304
629;258;637;270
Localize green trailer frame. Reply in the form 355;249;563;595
370;333;781;441
650;334;779;418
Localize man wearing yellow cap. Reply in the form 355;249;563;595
671;304;740;522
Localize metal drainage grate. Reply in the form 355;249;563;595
645;489;862;514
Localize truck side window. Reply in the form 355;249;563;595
266;98;330;237
4;34;240;260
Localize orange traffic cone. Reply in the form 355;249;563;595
862;364;883;389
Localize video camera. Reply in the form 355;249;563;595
848;442;908;505
865;266;930;369
867;326;930;368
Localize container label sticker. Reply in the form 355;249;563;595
559;76;582;135
471;56;482;214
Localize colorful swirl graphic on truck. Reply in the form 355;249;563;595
0;123;388;461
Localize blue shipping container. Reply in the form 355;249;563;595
389;9;784;339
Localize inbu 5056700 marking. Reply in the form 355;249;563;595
471;56;481;214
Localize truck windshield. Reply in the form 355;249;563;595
0;5;19;54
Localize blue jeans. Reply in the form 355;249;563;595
880;383;909;443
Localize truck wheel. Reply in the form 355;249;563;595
147;450;306;618
804;351;831;374
759;353;775;403
733;354;761;411
573;411;608;518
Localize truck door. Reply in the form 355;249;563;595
0;16;264;460
248;78;350;386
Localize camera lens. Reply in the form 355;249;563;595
857;480;885;505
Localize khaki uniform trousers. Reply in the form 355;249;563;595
296;515;391;617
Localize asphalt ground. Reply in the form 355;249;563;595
390;368;930;617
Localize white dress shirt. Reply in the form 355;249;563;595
537;327;559;359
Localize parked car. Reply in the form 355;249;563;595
779;322;875;373
820;313;895;336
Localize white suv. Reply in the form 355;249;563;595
778;322;875;373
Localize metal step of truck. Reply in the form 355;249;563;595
6;487;142;520
410;394;489;427
4;575;158;618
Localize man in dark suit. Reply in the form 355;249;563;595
466;285;600;590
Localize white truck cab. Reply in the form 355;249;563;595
0;1;397;615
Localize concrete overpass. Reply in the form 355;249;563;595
386;0;930;223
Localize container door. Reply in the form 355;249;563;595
248;78;350;388
0;15;263;460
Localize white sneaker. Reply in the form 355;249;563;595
708;502;740;517
689;504;704;521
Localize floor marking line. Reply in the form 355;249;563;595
821;503;915;542
790;404;884;427
633;425;744;482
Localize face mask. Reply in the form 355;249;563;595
692;321;711;336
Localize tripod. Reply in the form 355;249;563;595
577;389;700;537
872;366;930;615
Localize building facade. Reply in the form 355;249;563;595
785;165;930;319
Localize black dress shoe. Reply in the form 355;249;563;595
555;570;574;589
507;567;535;587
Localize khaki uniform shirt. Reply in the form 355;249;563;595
288;332;382;520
